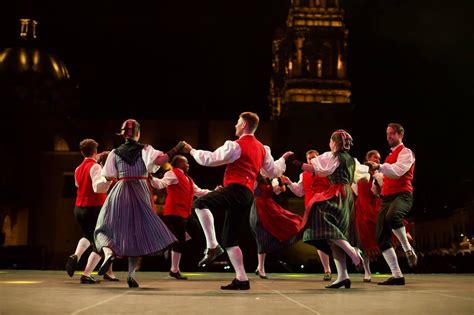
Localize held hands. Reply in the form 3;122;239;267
365;161;380;172
182;141;193;153
280;175;291;185
284;152;303;168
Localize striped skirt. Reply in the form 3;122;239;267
94;179;177;257
249;200;302;254
303;186;355;255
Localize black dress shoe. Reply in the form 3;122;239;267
255;270;268;279
378;277;405;285
221;278;250;290
169;271;188;280
127;277;139;288
325;278;351;289
363;278;372;283
198;245;224;268
80;275;98;284
98;254;115;276
103;273;119;281
66;255;78;277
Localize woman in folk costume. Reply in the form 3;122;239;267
94;119;184;288
250;175;302;279
290;130;369;289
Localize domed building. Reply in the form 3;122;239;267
0;19;79;268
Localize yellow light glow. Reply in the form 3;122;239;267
277;274;311;278
51;59;60;74
33;50;39;66
180;273;208;276
20;50;27;66
0;51;7;63
0;281;42;284
288;60;293;71
337;54;343;70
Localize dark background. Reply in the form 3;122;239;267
1;0;473;217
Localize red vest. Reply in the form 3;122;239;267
381;144;415;196
302;171;331;206
163;169;195;218
223;135;266;192
75;158;107;207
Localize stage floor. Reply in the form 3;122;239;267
0;271;473;314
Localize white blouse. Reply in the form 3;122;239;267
309;151;370;183
101;145;164;178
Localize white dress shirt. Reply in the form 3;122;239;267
149;168;211;198
190;134;287;178
379;143;415;179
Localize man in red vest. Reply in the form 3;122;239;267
185;112;293;290
282;149;333;281
67;139;117;284
366;123;416;286
150;155;211;280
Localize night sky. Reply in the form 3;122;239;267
1;0;473;215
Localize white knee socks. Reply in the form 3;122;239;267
331;246;349;283
171;251;181;273
226;246;248;281
195;208;218;249
382;247;403;278
83;252;101;277
74;238;91;260
392;226;412;252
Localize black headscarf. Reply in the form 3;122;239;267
114;139;144;165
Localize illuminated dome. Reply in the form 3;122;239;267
0;19;70;80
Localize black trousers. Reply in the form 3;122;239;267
74;206;101;252
163;214;201;253
376;192;413;251
193;183;254;248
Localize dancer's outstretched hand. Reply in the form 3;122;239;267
282;151;294;161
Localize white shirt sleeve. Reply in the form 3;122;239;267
101;150;118;178
287;173;305;197
309;151;340;177
149;170;178;189
379;147;415;179
260;146;287;178
190;140;241;167
142;145;165;173
90;163;112;193
353;158;370;184
193;182;211;198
